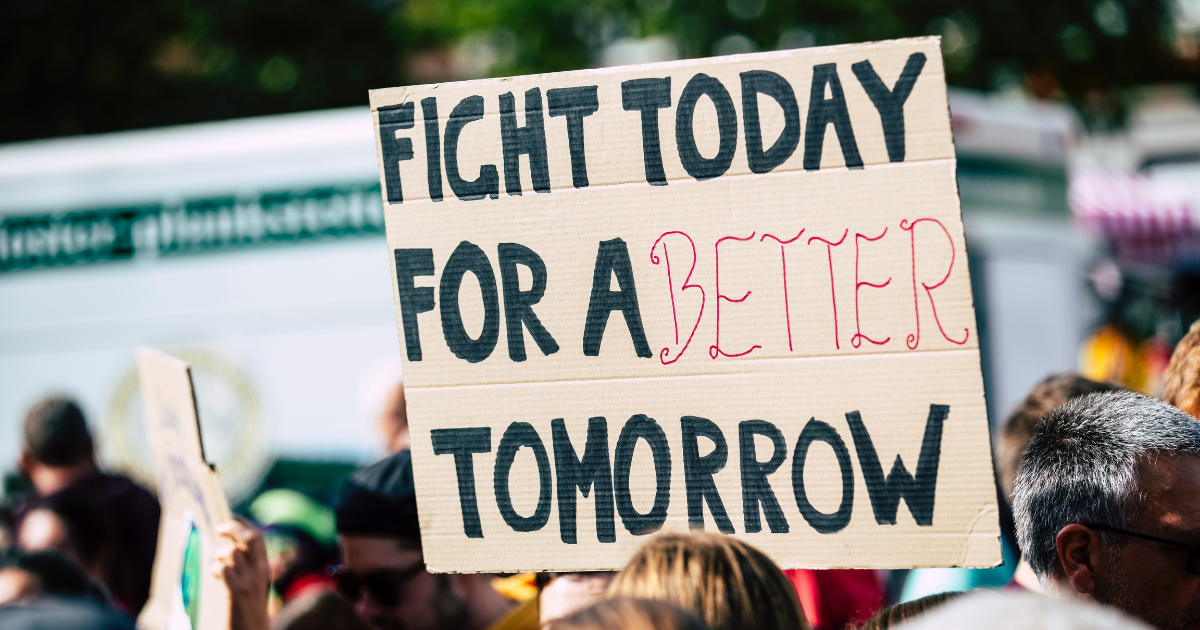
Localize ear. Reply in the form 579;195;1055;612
17;449;34;474
1055;523;1105;595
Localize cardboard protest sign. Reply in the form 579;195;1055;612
136;347;233;630
370;36;1000;572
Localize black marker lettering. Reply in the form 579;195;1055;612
740;419;789;533
845;405;948;526
552;417;616;544
378;102;415;203
494;422;553;532
676;74;737;181
851;53;927;163
614;414;671;535
548;86;600;188
621;78;672;186
444;95;500;200
792;418;855;534
500;88;550;195
681;415;734;533
498;243;558;362
740;71;800;174
583;238;652;358
803;64;863;171
440;241;500;363
394;248;436;361
421;97;444;201
431;427;491;538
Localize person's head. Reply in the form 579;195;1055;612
1012;390;1200;629
607;532;808;630
0;549;109;606
333;450;506;630
900;590;1150;630
1165;319;1200;420
16;496;113;583
546;597;710;630
249;488;338;601
18;397;96;495
539;572;616;626
995;373;1122;500
857;591;962;630
273;590;370;630
379;383;409;454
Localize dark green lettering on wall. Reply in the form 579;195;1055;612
0;184;386;274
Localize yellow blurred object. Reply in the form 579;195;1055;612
492;572;539;603
486;597;539;630
1129;337;1172;397
1079;325;1133;385
1078;325;1173;396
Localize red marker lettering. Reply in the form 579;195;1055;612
709;232;761;359
651;232;705;364
760;230;805;352
807;230;849;350
850;228;892;348
900;218;969;349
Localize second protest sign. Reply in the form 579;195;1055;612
371;36;999;572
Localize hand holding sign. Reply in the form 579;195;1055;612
214;519;271;630
135;347;235;630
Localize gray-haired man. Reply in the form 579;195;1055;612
1013;390;1200;629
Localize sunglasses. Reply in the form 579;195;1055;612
1085;523;1200;575
329;562;426;609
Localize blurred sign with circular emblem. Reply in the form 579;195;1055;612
104;349;271;503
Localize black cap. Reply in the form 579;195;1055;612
334;450;420;537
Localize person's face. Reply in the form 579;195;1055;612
539;572;615;626
263;531;299;585
340;535;467;630
0;568;39;606
379;384;410;454
1096;455;1200;629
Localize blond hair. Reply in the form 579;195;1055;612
607;533;808;630
1165;319;1200;419
858;591;963;630
546;597;709;630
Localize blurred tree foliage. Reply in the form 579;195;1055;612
2;0;1197;143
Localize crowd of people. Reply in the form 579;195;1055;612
3;320;1200;630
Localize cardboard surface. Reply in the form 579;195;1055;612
136;347;233;630
370;37;1000;572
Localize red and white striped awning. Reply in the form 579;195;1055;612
1069;167;1200;262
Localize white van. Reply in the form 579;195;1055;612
0;107;399;501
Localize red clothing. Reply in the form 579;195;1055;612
281;571;336;603
785;569;887;630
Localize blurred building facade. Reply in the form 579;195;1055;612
0;109;397;503
1069;86;1200;397
948;89;1100;424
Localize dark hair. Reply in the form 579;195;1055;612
334;450;419;538
995;374;1122;499
1012;391;1200;583
23;397;94;467
273;591;369;630
1;549;110;603
858;592;963;630
35;494;116;573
